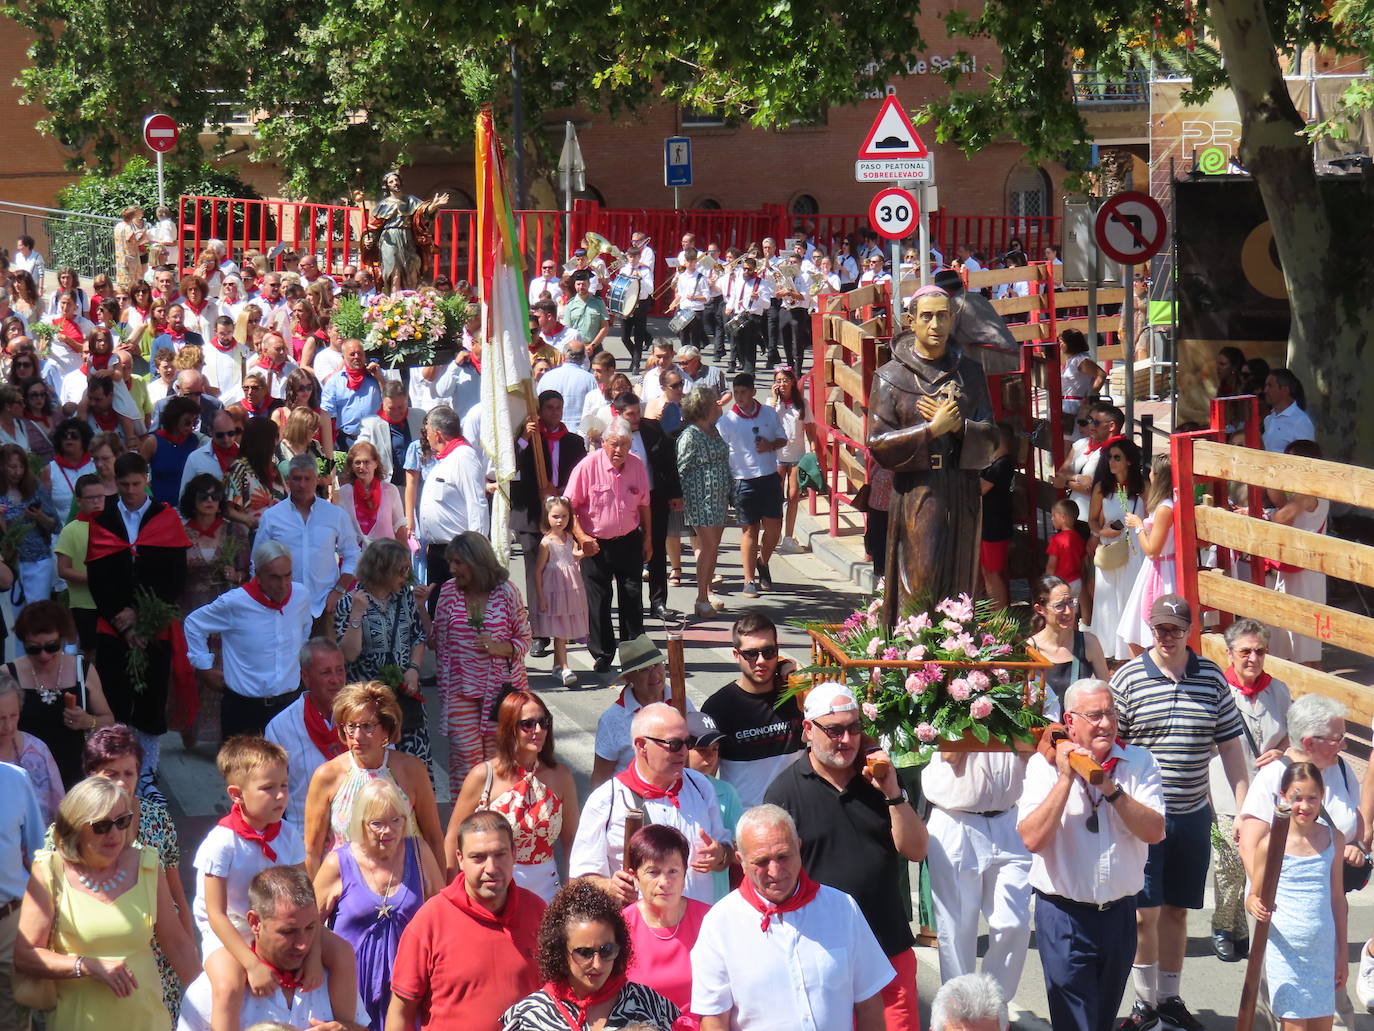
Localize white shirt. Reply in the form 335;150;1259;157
690;885;894;1031
12;249;44;290
202;340;251;406
639;364;680;408
728;275;773;316
256;497;362;617
858;270;892;286
767;398;813;466
1016;743;1165;904
1240;754;1358;842
540;324;583;355
718;402;785;480
528;275;562;306
184;583;313;698
538;362;598;432
417;440;488;543
180;300;220;343
923;751;1027;814
314;346;344;384
570;767;727;904
118;497;151;544
265;695;333;828
1262;402;1316;455
1067;436;1101;523
674;268;708;312
178;955;360;1031
191;822;306;955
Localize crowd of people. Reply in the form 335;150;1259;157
0;221;1357;1031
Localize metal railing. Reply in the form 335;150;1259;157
0;201;118;283
1072;69;1150;105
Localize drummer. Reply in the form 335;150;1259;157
671;248;709;352
619;244;654;368
725;257;773;376
564;270;610;354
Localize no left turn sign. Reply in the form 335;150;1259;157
868;186;918;241
1093;191;1167;265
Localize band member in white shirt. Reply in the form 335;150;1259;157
724;259;773;376
858;254;892;286
620;245;654;368
527;258;562;306
671;249;710;352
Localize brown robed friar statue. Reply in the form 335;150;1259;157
867;285;999;630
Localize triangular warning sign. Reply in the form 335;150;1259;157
857;96;928;160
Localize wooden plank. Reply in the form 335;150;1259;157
967;265;1050;289
1201;633;1374;729
823;295;846;315
1192;440;1374;511
847;284;885;310
1196;570;1374;659
832;360;865;405
990;294;1049;316
1049;288;1126;308
857;316;888;337
1194;506;1374;589
836;319;870;355
1009;315;1125;342
1095;344;1125;362
822;313;845;343
1009;320;1056;343
836;445;866;486
832;401;866;446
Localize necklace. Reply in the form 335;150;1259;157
643;903;685;940
76;863;129;894
373;861;398;918
30;658;65;705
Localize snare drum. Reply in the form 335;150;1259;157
608;273;641;317
668;310;698;336
726;311;753;337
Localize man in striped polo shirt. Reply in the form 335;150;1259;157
1110;595;1251;1031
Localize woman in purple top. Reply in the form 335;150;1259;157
314;776;443;1030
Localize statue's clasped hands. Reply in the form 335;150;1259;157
917;395;962;437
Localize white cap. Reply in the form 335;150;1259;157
803;682;859;721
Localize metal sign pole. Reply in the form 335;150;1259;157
918;183;931;287
156;151;165;210
890;239;902;329
1122;260;1135;430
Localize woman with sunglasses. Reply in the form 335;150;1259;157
17;375;56;460
1026;575;1108;720
225;417;285;531
124;281;155;340
138;395;201;506
0;383;33;450
501;879;678;1031
9;601;113;787
42;417;95;522
1059;329;1105;438
271;367;335;457
15;776;200;1031
443;689;579;900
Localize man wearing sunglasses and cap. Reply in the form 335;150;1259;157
764;683;927;1031
589;634;696;790
570;701;730;907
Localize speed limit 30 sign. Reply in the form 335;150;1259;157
868;186;918;240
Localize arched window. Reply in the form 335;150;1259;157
1006;164;1050;218
696;198;722;210
574;184;604;204
790;194;819;215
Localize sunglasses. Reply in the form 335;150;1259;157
518;716;552;732
812;719;862;740
737;646;778;662
1076;418;1090;427
214;428;243;440
24;641;62;655
196;489;223;502
642;735;691;753
569;942;620;963
89;812;135;835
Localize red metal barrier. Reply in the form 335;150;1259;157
178;196;365;274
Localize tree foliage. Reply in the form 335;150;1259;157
56;157;261;218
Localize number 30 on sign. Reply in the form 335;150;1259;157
868;186;919;240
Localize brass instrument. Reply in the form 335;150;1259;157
582;232;627;271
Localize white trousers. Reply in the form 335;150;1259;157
926;805;1033;1001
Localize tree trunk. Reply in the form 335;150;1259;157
1210;0;1374;464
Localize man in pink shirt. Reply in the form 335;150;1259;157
566;417;651;672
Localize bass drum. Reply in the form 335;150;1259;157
608;273;641;317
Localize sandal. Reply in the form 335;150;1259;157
668;570;682;587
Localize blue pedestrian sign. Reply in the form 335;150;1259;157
664;136;693;188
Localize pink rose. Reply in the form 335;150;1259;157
916;722;938;743
994;668;1012;685
866;637;882;657
906;644;927;662
910;612;932;632
968;670;991;692
982;633;997;646
948;677;972;701
940;618;964;635
970;696;994;719
862;702;879;720
940;635;960;653
904;673;927;697
882;647;901;661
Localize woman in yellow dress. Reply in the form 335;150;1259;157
15;776;200;1030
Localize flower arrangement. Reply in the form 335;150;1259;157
362;291;449;367
794;589;1048;767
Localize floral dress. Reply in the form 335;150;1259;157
225;458;285;523
480;761;563;903
675;423;732;527
334;586;432;771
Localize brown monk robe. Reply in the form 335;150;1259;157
867;286;999;629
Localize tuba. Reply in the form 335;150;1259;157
582;232;627;272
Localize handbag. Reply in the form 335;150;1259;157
1094;535;1130;571
13;852;62;1011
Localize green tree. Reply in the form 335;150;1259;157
56;157;262;217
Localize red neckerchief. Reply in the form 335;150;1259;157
303;695;344;760
615;764;681;809
217;802;282;862
212;442;239;473
185;298;208;318
731;399;761;420
210;336;237;354
435;436;469;461
185;517;223;541
1100;737;1129;774
250;941;303;992
542;975;627;1031
1225;664;1273;700
343;365;367;390
257;356;284;373
739;870;821;931
242;396;263;415
164;329;187;348
1086;433;1125;455
80;353;111;375
540;422;569;443
243;576;291;613
155;428;192;447
378;405;407;426
353;476;382;534
91;409;118;432
54;451;91;472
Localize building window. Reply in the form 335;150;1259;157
1006;165;1050;218
696;198;722;210
790;194;819;215
682;106;727;128
574;184;605;205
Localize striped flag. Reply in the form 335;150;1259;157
475;105;532;565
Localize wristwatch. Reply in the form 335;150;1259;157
1104;787;1124;804
884;790;908;807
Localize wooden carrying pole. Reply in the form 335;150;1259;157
1236;803;1291;1031
622;809;644;869
520;378;552;496
666;630;687;716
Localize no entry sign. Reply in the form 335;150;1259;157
143;113;179;154
1093;191;1167;265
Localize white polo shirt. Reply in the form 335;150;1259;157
178;958;362;1031
690;884;894;1031
1261;402;1316;455
191;822;306;955
417;439;488;543
718;402;785;480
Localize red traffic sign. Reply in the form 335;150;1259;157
857;96;928;160
142;113;179;154
1093;191;1167;265
868;186;919;240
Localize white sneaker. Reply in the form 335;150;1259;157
777;536;804;554
560;666;578;688
1357;944;1374;1011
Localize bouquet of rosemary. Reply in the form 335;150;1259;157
0;520;32;564
331;294;366;342
126;586;182;693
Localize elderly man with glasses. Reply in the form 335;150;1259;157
528;258;562;307
570;701;731;906
764;683;926;1031
1108;594;1250;1031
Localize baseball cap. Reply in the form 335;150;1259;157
1149;594;1192;629
803;682;859;722
685;711;725;748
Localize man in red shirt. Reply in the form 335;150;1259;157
387;811;544;1031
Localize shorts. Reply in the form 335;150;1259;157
735;472;784;526
980;539;1010;574
1137;804;1213;909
